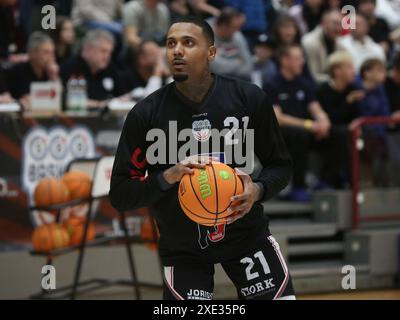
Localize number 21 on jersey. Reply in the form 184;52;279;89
224;116;249;145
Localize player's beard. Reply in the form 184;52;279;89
173;73;189;82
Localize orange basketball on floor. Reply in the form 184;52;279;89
32;223;70;252
34;177;70;207
63;171;92;200
178;162;244;226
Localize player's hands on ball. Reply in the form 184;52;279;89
226;168;263;224
163;155;217;184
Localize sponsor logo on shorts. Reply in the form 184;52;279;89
187;289;213;300
240;278;276;297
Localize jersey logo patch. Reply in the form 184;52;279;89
192;119;211;142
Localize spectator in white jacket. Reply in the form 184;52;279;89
338;14;386;71
302;9;344;83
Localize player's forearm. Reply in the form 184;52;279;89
109;108;173;212
255;101;293;200
255;160;292;201
109;170;170;212
253;124;293;200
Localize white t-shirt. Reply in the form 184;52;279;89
338;35;386;71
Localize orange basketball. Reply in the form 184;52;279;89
178;162;244;226
32;223;70;252
63;171;92;200
64;216;95;246
34;177;70;207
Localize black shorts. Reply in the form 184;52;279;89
162;235;295;300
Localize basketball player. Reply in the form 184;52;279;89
110;16;295;300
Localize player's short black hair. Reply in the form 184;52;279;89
169;16;215;46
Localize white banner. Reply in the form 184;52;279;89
22;125;96;226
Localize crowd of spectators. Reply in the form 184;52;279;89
1;0;400;200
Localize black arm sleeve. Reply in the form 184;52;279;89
252;91;293;201
109;107;170;212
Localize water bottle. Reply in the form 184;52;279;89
76;76;87;111
66;76;78;111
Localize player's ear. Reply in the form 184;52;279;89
208;46;217;62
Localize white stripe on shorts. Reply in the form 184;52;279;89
267;235;291;300
164;266;185;300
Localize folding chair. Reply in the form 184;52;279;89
30;156;162;300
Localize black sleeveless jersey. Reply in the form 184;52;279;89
110;75;292;265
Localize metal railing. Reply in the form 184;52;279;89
349;116;400;229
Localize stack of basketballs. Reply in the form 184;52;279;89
31;171;95;252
